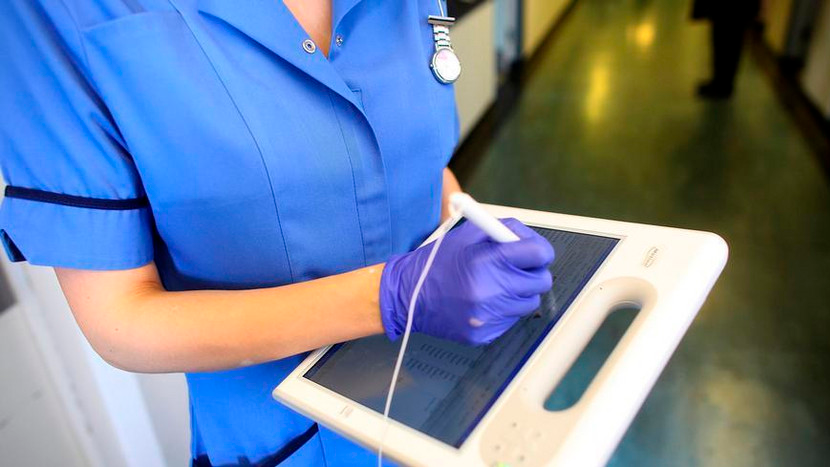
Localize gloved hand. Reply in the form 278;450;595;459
380;218;555;346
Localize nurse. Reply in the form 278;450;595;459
0;1;554;465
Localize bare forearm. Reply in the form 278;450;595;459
57;170;460;374
441;167;462;221
57;264;384;373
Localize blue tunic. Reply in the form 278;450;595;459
0;0;458;464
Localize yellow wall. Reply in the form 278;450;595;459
763;0;795;54
801;0;830;116
522;0;573;57
453;1;498;139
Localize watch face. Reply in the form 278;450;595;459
431;49;461;84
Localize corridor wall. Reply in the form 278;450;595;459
522;0;574;57
453;0;497;139
802;0;830;117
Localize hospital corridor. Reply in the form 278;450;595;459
1;0;830;466
452;0;830;465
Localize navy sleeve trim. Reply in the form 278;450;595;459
4;186;149;211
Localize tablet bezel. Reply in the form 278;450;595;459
274;205;728;466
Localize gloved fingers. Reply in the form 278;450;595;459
517;266;554;297
501;291;544;318
493;225;555;270
466;316;520;346
498;265;553;299
499;218;539;239
475;292;543;321
450;218;491;244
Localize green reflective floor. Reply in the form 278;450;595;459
458;0;830;465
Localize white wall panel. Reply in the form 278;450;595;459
0;307;87;467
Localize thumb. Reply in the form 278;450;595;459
494;233;555;270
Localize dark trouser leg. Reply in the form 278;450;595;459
711;18;747;91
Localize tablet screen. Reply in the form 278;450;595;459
303;226;619;448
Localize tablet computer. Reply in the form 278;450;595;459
274;205;728;466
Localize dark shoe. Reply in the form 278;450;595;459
696;81;733;99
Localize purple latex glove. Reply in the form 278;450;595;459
380;218;555;346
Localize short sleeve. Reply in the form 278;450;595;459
0;2;153;270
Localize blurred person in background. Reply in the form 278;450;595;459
693;0;762;99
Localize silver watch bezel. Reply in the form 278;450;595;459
430;48;461;84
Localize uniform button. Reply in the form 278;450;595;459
302;39;317;54
335;34;344;47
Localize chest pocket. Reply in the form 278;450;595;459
82;11;299;288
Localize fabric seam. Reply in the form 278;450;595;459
328;90;368;266
56;0;93;74
166;2;295;281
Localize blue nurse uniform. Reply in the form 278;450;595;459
0;0;459;465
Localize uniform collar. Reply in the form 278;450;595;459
196;0;364;113
334;0;363;31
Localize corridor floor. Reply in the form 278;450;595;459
457;0;830;465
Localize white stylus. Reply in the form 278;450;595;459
450;193;546;320
449;193;520;243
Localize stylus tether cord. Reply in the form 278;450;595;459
378;214;458;467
